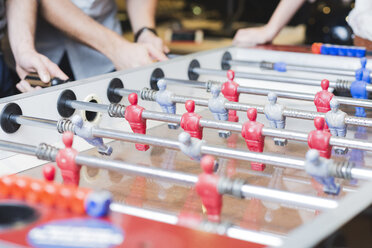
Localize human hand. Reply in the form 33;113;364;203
233;25;276;47
111;39;168;70
14;49;68;93
137;29;170;55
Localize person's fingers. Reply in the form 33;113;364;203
16;82;26;93
145;44;168;61
18;80;35;92
163;44;170;54
40;56;69;80
15;66;28;81
28;57;51;83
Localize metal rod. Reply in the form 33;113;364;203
110;202;284;247
114;88;140;96
227;59;356;77
237;85;372;109
193;67;337;88
240;184;338;211
0;140;38;156
75;154;197;186
66;99;109;113
10;115;58;129
350;167;372;181
162;78;208;88
92;127;180;150
201;145;305;170
142;110;182;123
234;167;357;193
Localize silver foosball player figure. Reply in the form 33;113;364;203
264;92;287;146
325;99;348;155
305;149;340;195
178;132;219;171
71;115;113;155
208;85;231;138
178;132;205;162
156;79;179;129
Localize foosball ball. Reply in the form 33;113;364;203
0;45;372;247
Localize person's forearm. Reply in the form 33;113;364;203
126;0;157;33
266;0;307;38
40;0;125;62
6;0;38;61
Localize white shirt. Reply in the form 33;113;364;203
348;0;372;41
35;0;122;80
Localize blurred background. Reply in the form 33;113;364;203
117;0;355;54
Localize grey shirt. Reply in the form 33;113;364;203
0;0;5;41
35;0;122;80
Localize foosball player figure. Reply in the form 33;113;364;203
264;92;287;146
195;155;222;223
208;85;231;138
178;132;205;161
350;71;368;117
156;79;179;129
85;190;113;217
221;69;240;122
124;93;149;151
305;149;340;195
356;57;371;83
314;79;334;113
71;115;113;155
325;99;348;154
181;100;203;139
56;131;81;186
241;108;266;171
307;117;332;159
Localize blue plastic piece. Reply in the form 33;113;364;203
85;191;113;218
350;73;368;117
314;176;340;195
320;45;329;55
328;45;338;55
347;47;357;57
355;57;371;84
355;47;366;57
338;46;348;56
319;44;366;58
273;62;287;72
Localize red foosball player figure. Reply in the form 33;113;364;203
307;117;332;159
221;69;240;122
181;100;203;139
195;155;222;223
241;108;266;171
314;79;334;113
56;132;81;186
124;93;149;151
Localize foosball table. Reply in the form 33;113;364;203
0;45;372;248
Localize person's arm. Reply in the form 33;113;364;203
233;0;306;47
6;0;68;92
126;0;169;53
40;0;166;70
